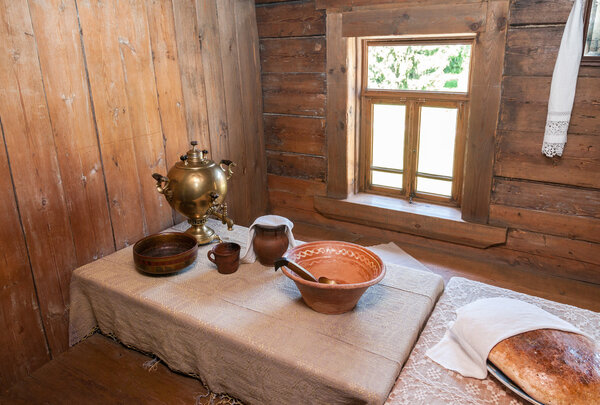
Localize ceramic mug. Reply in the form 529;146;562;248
207;242;241;274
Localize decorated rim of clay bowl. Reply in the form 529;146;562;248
282;240;385;289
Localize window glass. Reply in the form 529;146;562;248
362;39;471;203
367;44;472;92
372;104;405;170
585;0;600;56
417;107;458;178
372;171;403;189
417;177;452;196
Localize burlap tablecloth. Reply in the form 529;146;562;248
386;277;600;405
69;220;444;405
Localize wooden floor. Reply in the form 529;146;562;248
3;220;599;404
0;334;237;405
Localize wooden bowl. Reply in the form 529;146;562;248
282;241;385;314
133;232;198;275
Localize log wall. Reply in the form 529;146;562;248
256;0;328;202
255;0;600;284
0;0;266;387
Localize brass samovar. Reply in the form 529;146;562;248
152;141;235;244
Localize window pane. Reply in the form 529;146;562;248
417;177;452;196
585;0;600;56
367;44;471;92
372;104;405;170
372;171;403;189
417;107;458;177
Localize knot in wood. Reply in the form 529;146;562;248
470;22;481;31
496;17;507;30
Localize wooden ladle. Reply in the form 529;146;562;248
274;258;337;285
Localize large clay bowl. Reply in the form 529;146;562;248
282;241;385;314
133;232;198;275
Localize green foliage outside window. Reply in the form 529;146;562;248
367;44;471;92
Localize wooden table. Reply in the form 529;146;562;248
69;220;444;404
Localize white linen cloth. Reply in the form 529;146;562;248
367;242;430;272
426;297;589;379
69;219;445;405
387;278;600;405
542;0;585;157
240;215;297;263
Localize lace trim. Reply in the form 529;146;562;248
542;120;569;157
544;120;569;137
542;142;565;157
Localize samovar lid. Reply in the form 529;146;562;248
180;141;211;167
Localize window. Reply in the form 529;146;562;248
584;0;600;65
359;39;473;205
323;2;509;225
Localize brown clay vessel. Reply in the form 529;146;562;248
253;225;289;266
133;232;198;275
207;242;241;274
281;241;385;314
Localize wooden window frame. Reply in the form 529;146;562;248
583;0;600;66
359;38;472;206
321;1;510;224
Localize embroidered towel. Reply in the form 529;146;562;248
426;297;590;379
240;215;297;263
542;0;585;157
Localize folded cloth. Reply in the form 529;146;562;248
240;215;297;264
426;297;590;379
367;242;430;272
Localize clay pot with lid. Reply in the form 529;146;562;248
253;225;289;266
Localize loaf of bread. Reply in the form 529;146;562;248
489;329;600;405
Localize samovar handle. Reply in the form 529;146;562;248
219;160;236;180
152;173;170;195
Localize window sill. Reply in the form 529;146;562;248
313;193;507;248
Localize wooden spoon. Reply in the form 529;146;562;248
274;258;337;284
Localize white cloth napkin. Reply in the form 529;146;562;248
240;215;297;264
542;0;585;157
426;297;590;379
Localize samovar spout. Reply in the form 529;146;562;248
213;209;234;231
207;192;234;231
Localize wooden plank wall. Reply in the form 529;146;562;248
0;0;266;387
255;0;600;284
490;0;600;258
256;0;328;217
